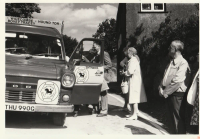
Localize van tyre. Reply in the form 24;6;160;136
52;113;66;126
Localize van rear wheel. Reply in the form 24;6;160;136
52;113;66;126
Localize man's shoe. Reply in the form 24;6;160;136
89;108;96;114
97;113;107;117
73;112;78;117
96;109;101;114
125;114;131;118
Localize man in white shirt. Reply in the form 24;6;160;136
159;40;190;134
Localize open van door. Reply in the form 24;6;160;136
69;38;104;104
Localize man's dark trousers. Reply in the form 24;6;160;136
165;93;186;134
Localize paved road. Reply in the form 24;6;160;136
5;93;169;136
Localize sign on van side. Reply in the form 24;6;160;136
6;16;62;27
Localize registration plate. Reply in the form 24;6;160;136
5;104;35;112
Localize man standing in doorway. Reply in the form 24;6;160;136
159;40;190;134
82;42;112;117
93;42;112;117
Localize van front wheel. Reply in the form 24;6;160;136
52;113;66;126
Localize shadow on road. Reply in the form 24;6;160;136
108;104;169;134
138;117;169;135
108;104;129;118
125;125;155;134
6;111;67;129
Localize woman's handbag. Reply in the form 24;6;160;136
121;77;128;94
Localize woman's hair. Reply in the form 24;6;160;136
128;47;137;56
128;47;140;62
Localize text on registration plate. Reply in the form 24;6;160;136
5;104;35;112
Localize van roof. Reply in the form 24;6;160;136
6;23;62;38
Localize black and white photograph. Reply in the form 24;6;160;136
3;1;199;137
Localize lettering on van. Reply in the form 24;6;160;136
95;70;103;76
6;16;62;27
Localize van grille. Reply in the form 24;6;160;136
5;91;36;103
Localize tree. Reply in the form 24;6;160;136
92;18;117;59
62;35;78;57
6;3;41;18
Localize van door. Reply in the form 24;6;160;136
69;38;104;104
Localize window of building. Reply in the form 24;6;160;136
140;3;166;13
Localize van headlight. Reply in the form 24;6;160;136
61;73;75;88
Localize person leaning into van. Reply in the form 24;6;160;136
82;42;112;117
121;47;147;120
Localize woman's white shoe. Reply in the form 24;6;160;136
126;115;138;120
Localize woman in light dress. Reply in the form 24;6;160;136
122;47;147;120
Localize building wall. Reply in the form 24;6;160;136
126;3;198;43
116;3;126;84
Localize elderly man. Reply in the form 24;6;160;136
93;42;112;117
82;42;112;117
159;40;190;134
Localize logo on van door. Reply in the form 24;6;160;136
74;67;89;83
